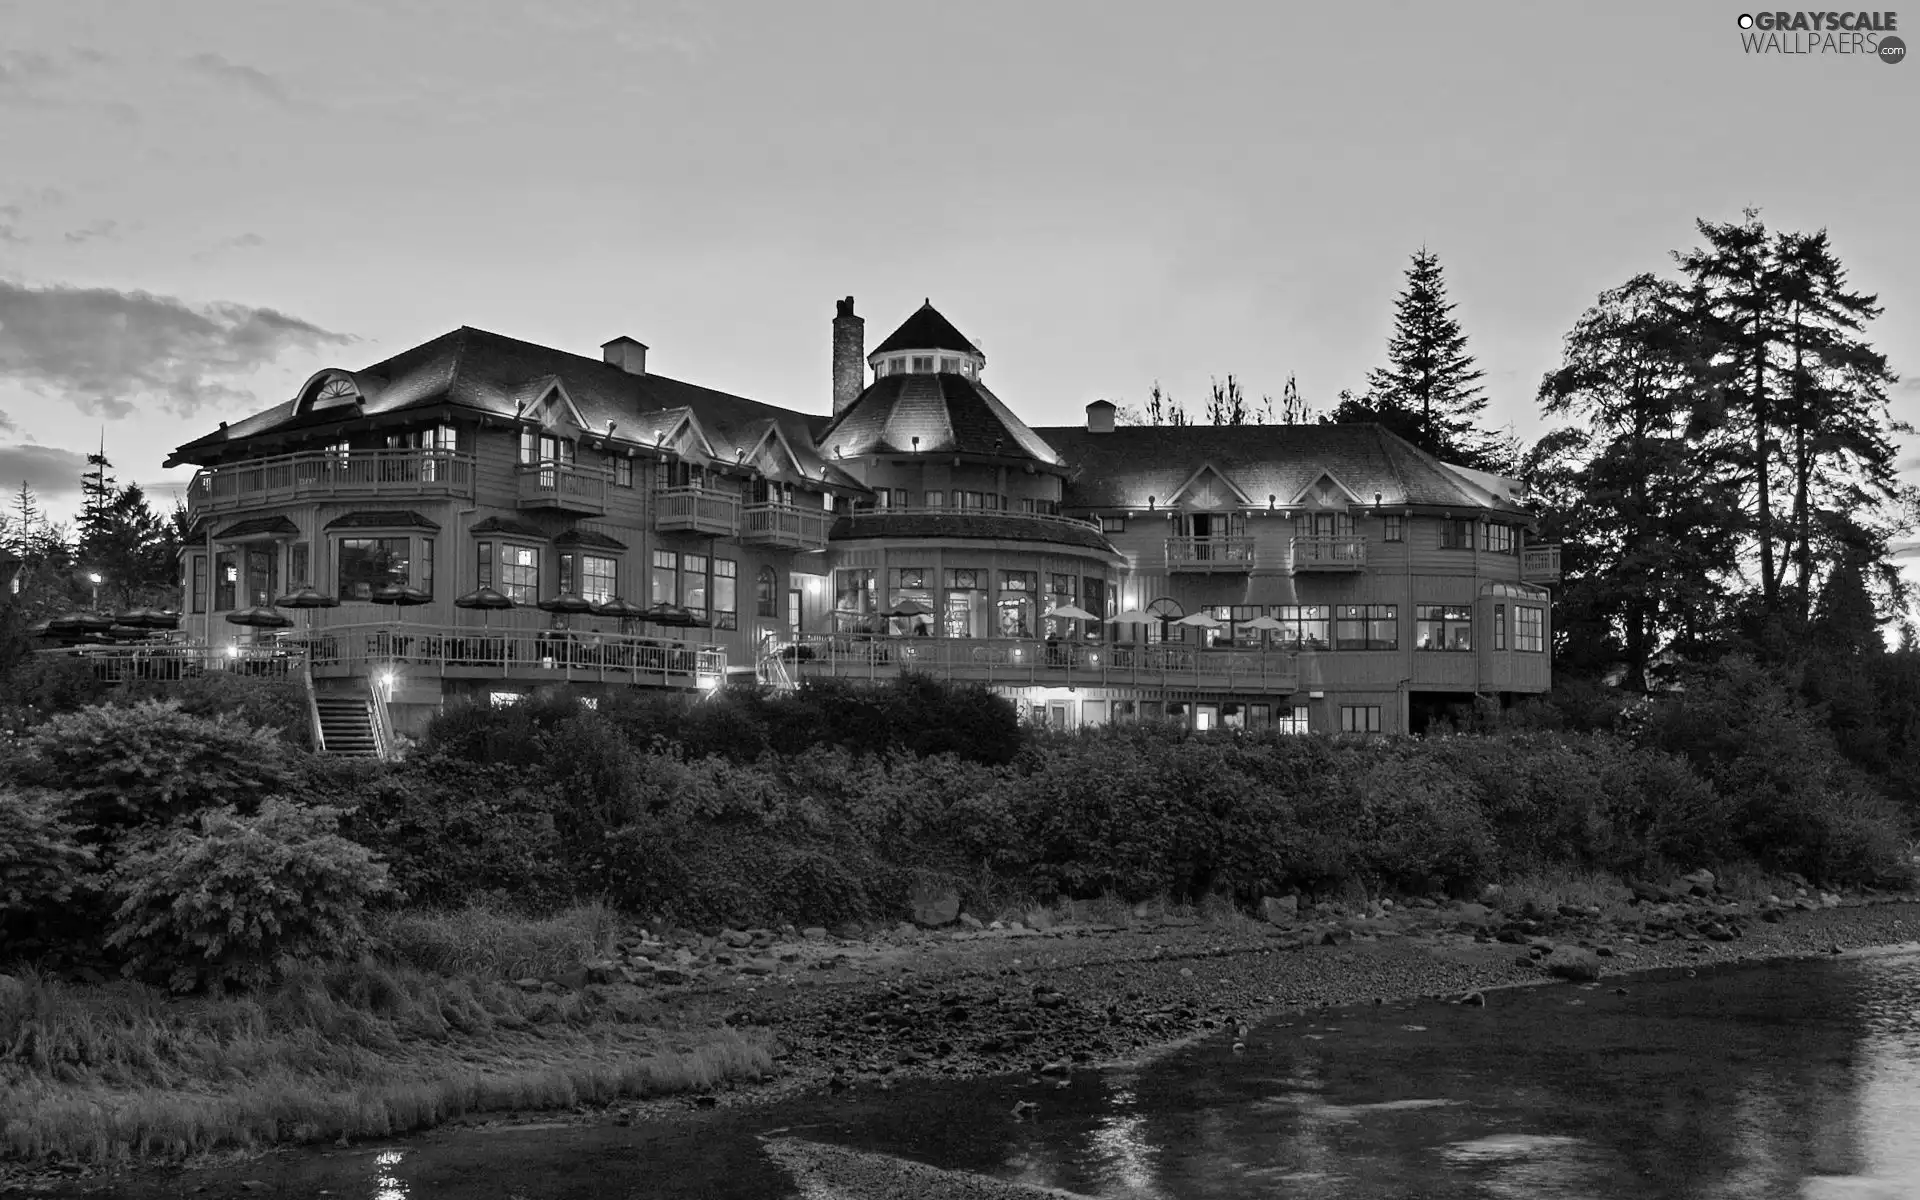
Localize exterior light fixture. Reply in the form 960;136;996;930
1148;496;1155;510
1374;491;1383;507
912;436;920;451
1268;494;1276;509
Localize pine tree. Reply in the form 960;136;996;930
1361;248;1498;468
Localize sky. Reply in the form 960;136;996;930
2;0;1916;538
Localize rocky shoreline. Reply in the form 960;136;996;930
587;877;1920;1125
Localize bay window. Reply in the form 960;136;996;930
337;538;410;602
1415;605;1473;651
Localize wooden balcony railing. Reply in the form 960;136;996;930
1289;535;1367;573
741;503;830;550
186;449;476;514
54;642;307;682
655;485;742;536
1166;537;1257;573
517;461;610;515
786;635;1298;691
1521;545;1562;583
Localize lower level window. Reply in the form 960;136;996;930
1275;706;1312;734
481;541;540;604
338;537;410;602
560;552;617;603
1414;605;1473;651
1516;605;1545;652
1341;705;1382;734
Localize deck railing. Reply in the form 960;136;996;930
1521;545;1562;583
1288;535;1368;572
517;461;610;514
1166;536;1257;572
786;635;1299;691
838;506;1105;535
741;503;831;550
187;449;476;513
53;642;307;682
654;485;742;536
300;621;725;689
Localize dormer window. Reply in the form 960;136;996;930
912;356;934;372
315;378;358;407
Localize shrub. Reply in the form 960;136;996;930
104;800;393;992
121;673;313;749
0;788;96;923
370;904;617;981
21;701;292;833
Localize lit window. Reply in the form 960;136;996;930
337;537;410;602
560;553;617;604
1334;604;1396;650
1415;605;1473;651
1494;603;1507;650
1274;706;1312;734
615;456;634;488
1384;515;1404;542
713;558;737;630
496;543;539;603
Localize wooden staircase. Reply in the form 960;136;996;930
314;691;381;757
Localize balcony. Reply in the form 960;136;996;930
1522;545;1562;583
740;503;830;551
1166;537;1256;573
186;449;476;515
1289;535;1367;573
787;635;1299;693
833;507;1114;553
516;461;610;516
654;485;741;536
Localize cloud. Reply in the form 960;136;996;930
0;279;352;420
0;48;111;107
190;232;266;262
63;219;120;245
183;53;295;107
0;443;88;500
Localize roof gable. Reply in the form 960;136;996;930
1167;461;1252;509
1289;469;1364;508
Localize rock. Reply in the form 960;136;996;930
739;962;775;976
800;926;829;941
911;882;962;928
1629;879;1671;904
1819;893;1841;909
1479;884;1504;905
1545;949;1602;982
651;966;693;986
0;973;25;1004
1680;868;1716;897
1034;991;1067;1010
1260;895;1299;925
721;929;753;949
514;977;544;992
583;958;622;985
1458;991;1486;1006
959;913;984;930
1320;929;1351;947
1453;902;1492;924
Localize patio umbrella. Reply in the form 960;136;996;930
454;585;516;629
886;598;933;617
224;605;294;629
1109;609;1155;625
640;602;700;628
50;611;114;635
590;595;648;635
537;592;594;631
274;587;341;636
115;606;173;629
369;583;433;625
1043;604;1098;621
1175;611;1224;628
1241;615;1286;632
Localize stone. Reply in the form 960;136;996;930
1453;902;1492;923
514;977;544;992
1679;868;1716;896
801;926;829;941
1320;929;1351;947
651;966;693;986
1546;949;1602;982
1478;884;1504;905
583;958;621;985
1458;991;1486;1006
911;882;962;928
1260;895;1299;925
959;913;984;930
1629;879;1671;904
722;929;754;949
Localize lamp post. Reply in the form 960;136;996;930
86;571;102;609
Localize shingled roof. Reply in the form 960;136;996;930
1030;424;1530;515
869;301;980;358
165;327;865;494
819;373;1061;466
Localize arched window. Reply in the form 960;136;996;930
756;565;778;617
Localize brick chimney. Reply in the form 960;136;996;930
1085;399;1116;434
602;336;647;375
832;297;864;417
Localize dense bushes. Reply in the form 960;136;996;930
104;800;392;992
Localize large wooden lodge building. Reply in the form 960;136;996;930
164;298;1558;749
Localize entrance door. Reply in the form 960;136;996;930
1047;701;1074;730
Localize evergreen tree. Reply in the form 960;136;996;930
1535;273;1742;690
1359;248;1499;468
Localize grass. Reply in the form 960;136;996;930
0;908;769;1170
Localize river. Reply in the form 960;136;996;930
88;945;1920;1199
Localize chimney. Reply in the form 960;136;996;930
601;336;648;375
1085;399;1116;434
832;296;864;417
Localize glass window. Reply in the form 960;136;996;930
891;567;929;589
1100;515;1126;533
498;543;538;603
1083;577;1107;642
561;553;615;603
1516;605;1545;652
337;537;409;602
939;356;959;372
243;547;279;608
1494;603;1507;650
420;538;434;600
944;568;982;589
615;456;634;488
835;568;876;626
1274;706;1311;734
682;553;709;618
713;558;737;630
1440;519;1475;549
924;490;945;508
912;355;934;371
788;588;802;632
1334;604;1396;650
476;541;492;588
756;566;778;617
1000;570;1035;592
1341;705;1382;734
214;551;237;610
1267;605;1332;650
1415;604;1474;651
651;550;678;606
289;543;310;588
190;555;207;613
1483;524;1515;554
518;428;537;465
1384;515;1404;542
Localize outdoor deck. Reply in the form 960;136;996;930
785;635;1300;691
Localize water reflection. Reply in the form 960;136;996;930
92;948;1920;1200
